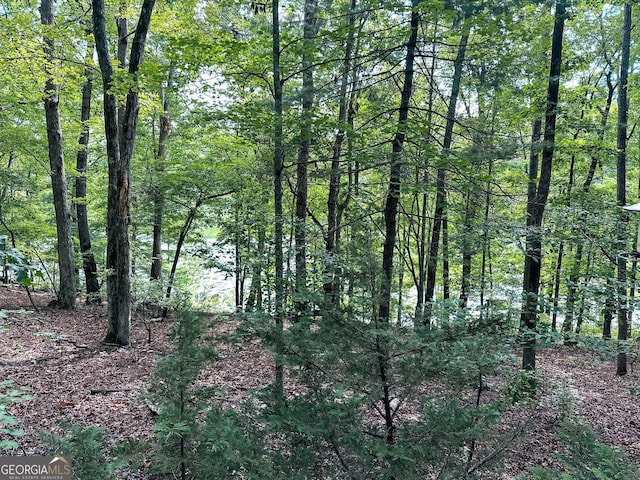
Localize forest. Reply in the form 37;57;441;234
2;0;640;478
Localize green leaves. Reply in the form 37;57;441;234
0;380;32;450
0;239;43;287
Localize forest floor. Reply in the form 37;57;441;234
1;286;640;479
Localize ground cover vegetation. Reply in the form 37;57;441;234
1;0;640;478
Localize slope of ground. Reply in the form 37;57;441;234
1;286;639;479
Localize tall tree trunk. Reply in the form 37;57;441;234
568;69;614;338
40;0;76;309
93;0;156;345
550;242;563;332
479;158;493;312
520;0;566;371
561;86;594;335
235;204;244;313
151;69;174;281
376;1;419;449
442;212;450;300
163;204;199;316
246;219;265;312
604;277;614;339
424;32;468;324
414;19;439;324
459;191;472;308
294;0;317;322
75;40;101;304
325;0;357;306
521;119;542;370
272;0;285;397
616;2;631;376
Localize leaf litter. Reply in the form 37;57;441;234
0;286;639;479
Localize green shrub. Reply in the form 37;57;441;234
41;423;114;480
529;417;640;479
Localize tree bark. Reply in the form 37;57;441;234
150;70;174;281
616;2;631;375
93;0;156;345
235;204;244;313
520;0;567;371
459;192;472;308
272;0;285;398
377;0;419;448
414;21;439;324
40;0;76;309
75;39;101;304
424;32;468;324
324;0;357;307
294;0;317;322
567;65;614;338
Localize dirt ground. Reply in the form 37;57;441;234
1;286;639;479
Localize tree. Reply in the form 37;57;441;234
74;36;101;304
92;0;156;345
616;2;631;376
272;0;285;396
520;0;567;371
40;0;76;309
376;0;420;448
424;30;468;324
293;0;317;322
150;71;174;282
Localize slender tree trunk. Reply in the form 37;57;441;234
235;204;244;313
41;0;76;309
151;70;174;281
576;247;593;334
567;70;614;337
377;1;419;450
163;204;199;316
616;2;631;375
442;212;450;300
521;119;543;370
520;0;566;371
272;0;285;397
93;0;156;345
459;191;472;308
604;277;614;339
414;19;438;324
560;87;590;335
479;159;493;312
424;32;468;324
75;40;101;304
246;221;265;312
550;242;563;332
325;0;357;306
294;0;317;322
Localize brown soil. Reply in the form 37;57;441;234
1;286;639;479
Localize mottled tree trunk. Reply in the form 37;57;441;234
151;70;174;281
93;0;156;345
41;0;76;309
294;0;317;322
